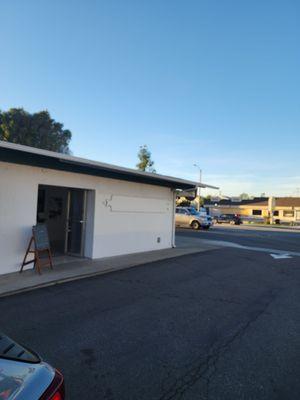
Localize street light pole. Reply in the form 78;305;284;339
193;164;202;212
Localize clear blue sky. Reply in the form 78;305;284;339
1;0;299;196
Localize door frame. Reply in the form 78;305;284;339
64;189;88;257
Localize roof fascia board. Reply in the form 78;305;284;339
0;141;218;190
0;146;194;190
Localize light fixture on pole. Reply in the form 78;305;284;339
193;164;202;212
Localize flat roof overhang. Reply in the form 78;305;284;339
0;141;218;191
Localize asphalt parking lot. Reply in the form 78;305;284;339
1;227;300;399
177;224;300;253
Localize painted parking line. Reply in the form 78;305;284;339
270;253;292;259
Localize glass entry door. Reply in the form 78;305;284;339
66;189;86;256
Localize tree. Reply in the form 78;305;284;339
136;145;156;172
176;199;191;207
240;193;250;200
0;108;72;153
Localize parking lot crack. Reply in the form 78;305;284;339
158;291;276;400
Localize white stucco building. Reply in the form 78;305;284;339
0;141;216;276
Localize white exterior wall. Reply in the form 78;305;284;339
0;161;175;275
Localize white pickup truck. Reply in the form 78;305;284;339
175;207;212;230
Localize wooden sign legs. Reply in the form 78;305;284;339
20;235;53;275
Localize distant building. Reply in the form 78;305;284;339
204;197;300;224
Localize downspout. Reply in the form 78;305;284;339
171;189;177;248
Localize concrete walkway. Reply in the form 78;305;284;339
0;237;218;297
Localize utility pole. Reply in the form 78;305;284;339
193;164;202;212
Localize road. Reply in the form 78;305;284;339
177;224;300;254
1;227;300;399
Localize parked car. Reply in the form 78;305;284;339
186;207;214;227
214;214;241;225
205;215;213;225
175;207;211;230
0;333;64;399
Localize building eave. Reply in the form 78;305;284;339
0;141;217;191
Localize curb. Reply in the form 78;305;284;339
0;248;215;298
241;224;300;231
